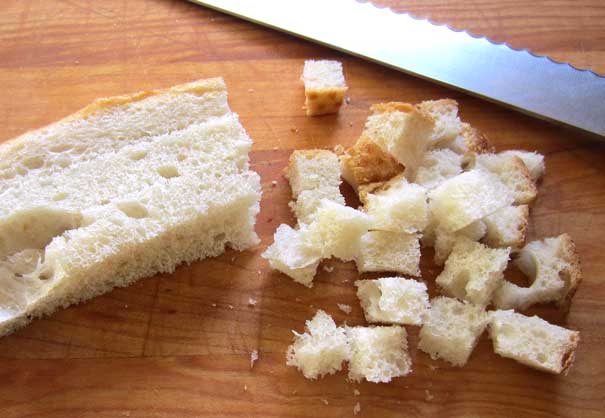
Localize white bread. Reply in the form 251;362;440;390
418;297;489;366
500;150;545;182
446;122;493;156
413;148;464;189
302;200;370;262
483;205;529;249
428;169;514;232
493;234;582;310
286;310;350;379
346;325;412;383
0;78;262;337
355;230;421;276
285;150;341;199
436;237;510;306
301;60;348;116
433;220;487;265
417;99;461;147
261;224;321;287
355;277;429;325
488;310;579;374
473;153;538;204
359;174;428;233
289;186;345;225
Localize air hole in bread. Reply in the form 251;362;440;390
49;144;72;153
22;156;44;170
116;201;149;219
157;165;179;179
130;150;148;161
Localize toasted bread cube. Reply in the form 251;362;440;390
418;297;489;366
489;310;579;374
493;234;582;310
261;224;321;287
346;326;412;383
355;277;429;325
433;220;487;265
413;148;464;189
436;237;510;306
303;200;370;262
286;310;350;379
360;175;428;233
447;122;493;156
285;150;341;199
289;186;345;225
428;169;514;232
500;150;545;182
474;153;538;204
483;205;529;249
301;60;348;116
355;230;421;276
417;99;462;147
338;136;404;192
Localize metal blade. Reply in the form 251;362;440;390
189;0;605;139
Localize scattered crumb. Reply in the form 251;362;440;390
354;402;361;415
248;297;257;306
290;127;299;133
250;350;259;369
292;390;298;395
74;60;80;65
337;304;352;314
231;256;236;262
425;389;434;401
349;122;353;127
244;385;248;391
353;389;360;396
273;146;279;150
345;97;351;104
342;279;349;284
322;399;329;405
323;265;334;273
228;304;234;309
271;180;278;187
428;364;438;371
257;270;262;276
124;304;128;309
295;297;302;302
211;303;217;307
247;88;255;93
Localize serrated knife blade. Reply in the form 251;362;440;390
189;0;605;139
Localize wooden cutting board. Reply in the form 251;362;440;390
0;1;604;417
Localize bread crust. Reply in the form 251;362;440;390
460;123;493;154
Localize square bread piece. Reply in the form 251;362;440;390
289;186;345;225
436;237;510;306
355;277;429;325
286;310;350;379
302;200;370;262
489;310;579;374
433;220;487;266
499;150;545;182
473;153;538;204
428;169;514;232
483;205;529;249
418;297;489;366
360;175;428;234
355;230;421;277
301;60;348;116
416;99;462;147
285;150;341;199
412;148;464;190
261;224;321;287
346;326;412;383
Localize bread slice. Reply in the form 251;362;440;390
285;150;342;199
500;150;545;182
289;186;345;225
436;237;510;306
412;148;464;189
286;310;350;379
261;224;321;287
473;153;538;204
446;122;493;156
493;234;582;310
433;220;487;265
0;78;262;337
355;277;429;325
428;169;514;232
301;60;348;116
346;325;412;383
417;99;462;147
359;174;428;234
483;205;529;249
488;310;579;374
355;230;421;276
418;297;489;366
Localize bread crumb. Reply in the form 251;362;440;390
228;304;234;309
273;146;279;150
248;297;257;306
290;128;299;133
323;265;334;273
271;180;278;187
250;350;259;369
124;304;128;309
247;88;254;93
425;389;434;401
322;399;329;405
211;303;217;307
342;279;349;283
231;256;236;262
354;402;361;415
349;122;353;127
244;384;248;391
295;297;302;303
292;390;298;395
345;97;351;104
337;303;352;314
353;389;360;396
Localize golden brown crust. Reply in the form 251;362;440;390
460;123;493;154
507;156;538;204
358;173;406;205
304;87;347;116
370;102;414;114
556;233;583;310
561;331;580;375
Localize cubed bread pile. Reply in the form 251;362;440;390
264;71;582;382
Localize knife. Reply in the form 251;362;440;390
188;0;605;139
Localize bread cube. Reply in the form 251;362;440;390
301;60;348;116
346;326;412;383
474;153;538;204
303;200;370;262
261;224;321;287
285;150;341;199
499;150;545;182
289;186;345;225
355;277;429;325
417;99;462;147
432;220;486;265
286;310;350;379
483;205;529;249
413;148;464;189
418;297;489;366
447;122;493;156
355;230;420;276
360;175;428;233
436;237;510;306
489;310;579;374
428;169;514;232
493;234;582;310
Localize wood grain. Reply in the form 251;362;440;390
0;1;604;417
